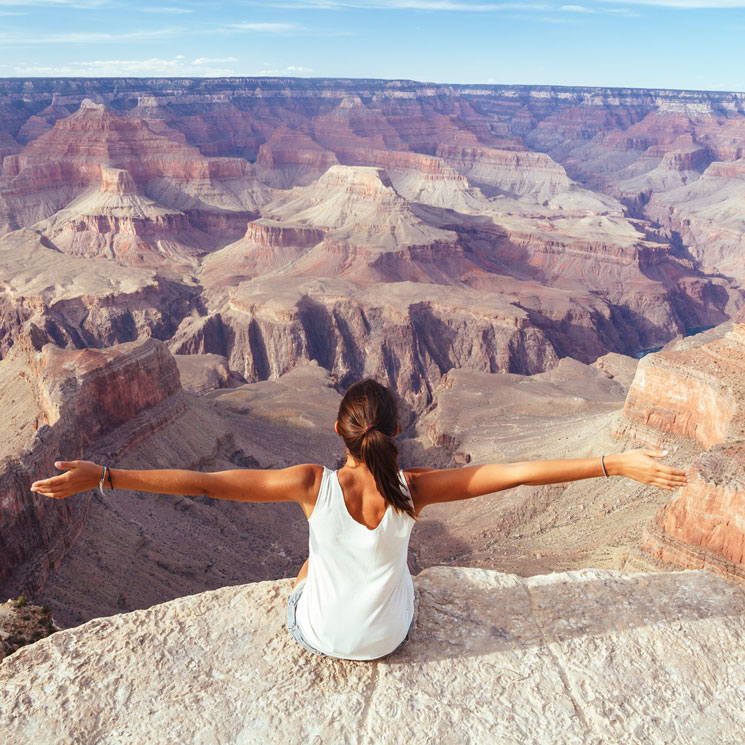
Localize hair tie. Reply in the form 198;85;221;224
363;424;376;435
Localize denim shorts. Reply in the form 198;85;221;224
286;579;414;660
286;579;328;656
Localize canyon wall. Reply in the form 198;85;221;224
614;324;745;584
0;331;182;594
1;78;744;620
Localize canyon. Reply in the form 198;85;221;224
0;78;744;629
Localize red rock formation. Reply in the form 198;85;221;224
333;146;465;181
643;459;745;583
0;331;182;595
0;99;263;236
0;130;20;162
242;221;324;249
436;144;572;200
614;324;745;584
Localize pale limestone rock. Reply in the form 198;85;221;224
1;566;745;745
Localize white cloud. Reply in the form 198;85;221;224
192;56;239;64
508;11;581;20
12;55;239;77
0;0;112;6
253;63;315;75
361;1;546;7
246;1;552;10
218;20;352;36
559;3;596;11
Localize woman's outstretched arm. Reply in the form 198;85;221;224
30;460;323;510
407;449;689;514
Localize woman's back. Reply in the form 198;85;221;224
295;466;415;660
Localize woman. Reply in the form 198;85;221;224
30;378;688;661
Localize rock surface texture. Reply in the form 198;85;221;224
1;566;745;745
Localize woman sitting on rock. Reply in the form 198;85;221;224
31;378;688;661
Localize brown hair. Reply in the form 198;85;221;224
336;379;415;519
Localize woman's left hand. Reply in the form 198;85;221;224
30;460;103;500
608;449;689;490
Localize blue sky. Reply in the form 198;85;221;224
0;0;742;91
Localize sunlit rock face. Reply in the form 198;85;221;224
2;566;745;745
614;324;745;584
0;98;266;262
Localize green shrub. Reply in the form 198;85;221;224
15;595;27;608
41;604;51;615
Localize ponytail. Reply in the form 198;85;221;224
336;379;415;520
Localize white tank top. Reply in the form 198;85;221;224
295;467;416;660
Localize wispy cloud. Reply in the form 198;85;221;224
10;57;319;78
255;63;315;75
243;1;553;10
0;0;113;7
12;55;239;77
217;20;353;36
507;10;583;20
559;3;596;11
221;22;303;32
0;27;184;44
593;0;745;6
192;56;238;65
138;6;193;13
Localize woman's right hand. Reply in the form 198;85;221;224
30;460;103;500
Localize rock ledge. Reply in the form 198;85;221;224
1;566;744;745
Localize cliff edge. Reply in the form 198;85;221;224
1;566;744;745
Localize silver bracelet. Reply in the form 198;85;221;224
99;465;108;497
600;455;609;478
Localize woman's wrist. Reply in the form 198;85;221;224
603;453;624;477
